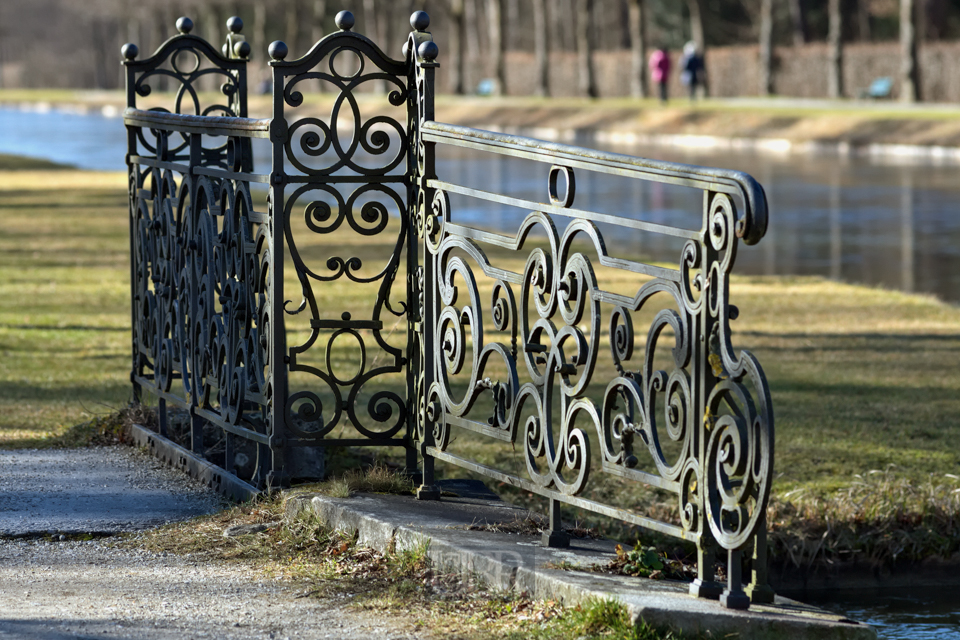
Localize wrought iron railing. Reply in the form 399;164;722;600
123;10;774;610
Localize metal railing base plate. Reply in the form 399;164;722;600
130;424;259;502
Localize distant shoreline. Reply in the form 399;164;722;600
5;90;960;165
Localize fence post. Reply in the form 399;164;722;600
265;39;291;490
188;132;205;456
122;42;142;410
689;190;723;601
409;12;441;501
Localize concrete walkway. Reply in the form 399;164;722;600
288;480;878;640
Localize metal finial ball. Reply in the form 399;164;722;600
234;41;251;59
268;40;288;60
410;11;430;32
418;41;439;62
121;43;139;60
335;10;355;31
226;16;243;33
176;16;194;34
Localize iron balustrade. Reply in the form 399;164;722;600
122;9;775;610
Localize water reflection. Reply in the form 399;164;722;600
803;588;960;640
434;139;960;303
1;105;959;302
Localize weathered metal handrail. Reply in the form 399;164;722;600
122;9;775;611
123;108;271;138
420;121;769;245
407;19;774;611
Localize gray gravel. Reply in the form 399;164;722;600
0;447;427;639
0;447;223;536
0;540;423;639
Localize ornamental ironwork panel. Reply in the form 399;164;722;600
407;22;775;608
123;10;775;609
123;17;277;488
265;12;416;460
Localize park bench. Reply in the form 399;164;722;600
858;76;894;100
122;10;774;610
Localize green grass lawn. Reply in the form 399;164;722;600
1;161;958;563
3;163;959;482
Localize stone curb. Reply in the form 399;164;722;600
284;481;876;640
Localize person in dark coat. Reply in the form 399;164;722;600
679;41;703;101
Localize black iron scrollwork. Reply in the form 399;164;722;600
269;11;413;443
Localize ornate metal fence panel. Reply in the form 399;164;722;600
123;10;775;609
123;17;279;490
265;12;416;470
407;21;774;609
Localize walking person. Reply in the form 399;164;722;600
649;47;671;104
680;41;703;101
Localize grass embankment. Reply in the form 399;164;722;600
1;161;958;570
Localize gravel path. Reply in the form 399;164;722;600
0;447;427;639
0;540;423;640
0;448;223;536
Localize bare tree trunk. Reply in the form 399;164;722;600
557;0;574;50
827;0;843;98
286;0;300;57
686;0;705;52
363;0;386;92
363;0;382;42
788;0;806;46
487;0;505;94
448;0;466;94
465;0;482;88
900;0;919;102
127;7;141;46
532;0;549;96
92;18;107;90
311;0;327;44
311;0;327;92
686;0;706;96
201;3;220;90
759;0;773;96
506;0;520;50
202;3;220;46
253;0;267;51
576;0;597;98
628;0;646;98
857;0;871;40
152;6;169;90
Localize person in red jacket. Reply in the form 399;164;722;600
649;47;671;104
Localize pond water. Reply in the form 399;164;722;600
2;104;959;304
1;103;959;638
800;588;960;639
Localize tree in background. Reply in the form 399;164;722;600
827;0;843;98
576;0;598;98
758;0;773;96
685;0;706;95
788;0;807;45
487;0;505;94
446;0;466;94
900;0;919;101
628;0;648;98
531;0;549;97
2;0;959;101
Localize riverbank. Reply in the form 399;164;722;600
6;90;960;161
